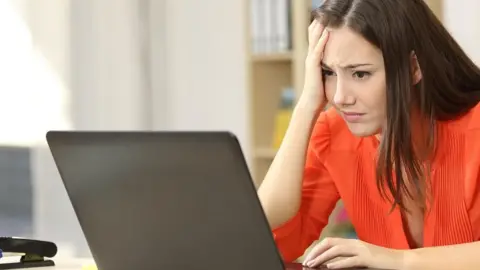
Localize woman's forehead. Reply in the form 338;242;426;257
323;26;383;68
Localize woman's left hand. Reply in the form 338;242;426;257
302;237;405;269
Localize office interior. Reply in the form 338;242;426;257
0;0;477;260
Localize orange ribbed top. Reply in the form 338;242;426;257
272;103;480;262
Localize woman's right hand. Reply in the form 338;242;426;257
258;21;332;231
299;19;330;112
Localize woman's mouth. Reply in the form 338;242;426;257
342;111;365;122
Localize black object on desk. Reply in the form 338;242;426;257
0;237;57;269
45;131;387;270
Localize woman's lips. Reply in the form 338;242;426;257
342;111;365;122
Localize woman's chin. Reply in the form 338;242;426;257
346;123;380;137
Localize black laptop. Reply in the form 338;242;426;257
46;131;318;270
47;131;376;270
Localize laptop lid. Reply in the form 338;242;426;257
46;131;285;270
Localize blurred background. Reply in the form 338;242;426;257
0;0;477;259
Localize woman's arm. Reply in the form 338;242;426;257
271;109;340;262
257;20;330;229
257;100;320;229
404;241;480;270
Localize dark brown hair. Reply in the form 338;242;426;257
313;0;480;212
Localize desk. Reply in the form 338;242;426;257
1;257;95;270
7;259;382;270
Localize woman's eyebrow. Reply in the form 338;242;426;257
321;62;373;70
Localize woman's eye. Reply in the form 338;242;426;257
322;70;335;77
353;71;370;79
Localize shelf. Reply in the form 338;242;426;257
246;0;309;185
251;52;293;63
254;147;277;159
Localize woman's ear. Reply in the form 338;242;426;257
411;51;423;85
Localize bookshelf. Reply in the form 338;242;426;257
246;0;310;188
425;0;443;20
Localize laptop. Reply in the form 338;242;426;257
46;131;316;270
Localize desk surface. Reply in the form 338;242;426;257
1;257;94;270
6;258;381;270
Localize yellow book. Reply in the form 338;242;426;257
272;87;295;149
273;109;293;149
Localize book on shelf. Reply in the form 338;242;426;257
272;86;295;150
249;0;291;55
311;0;324;9
249;0;325;56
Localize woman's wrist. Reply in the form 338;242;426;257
290;99;323;132
295;96;325;116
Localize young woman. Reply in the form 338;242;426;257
257;0;480;269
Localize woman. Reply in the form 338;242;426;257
257;0;480;269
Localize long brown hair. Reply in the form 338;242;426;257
312;0;480;212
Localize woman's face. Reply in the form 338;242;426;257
323;26;387;137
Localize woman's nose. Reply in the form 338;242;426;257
333;80;355;106
333;88;346;105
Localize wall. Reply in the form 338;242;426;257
162;0;248;147
443;0;480;65
24;0;248;257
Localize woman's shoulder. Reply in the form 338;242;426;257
442;101;480;132
467;102;480;131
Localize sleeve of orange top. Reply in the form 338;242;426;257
272;110;340;262
466;127;480;240
465;104;480;240
471;169;480;240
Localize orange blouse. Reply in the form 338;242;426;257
272;103;480;262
